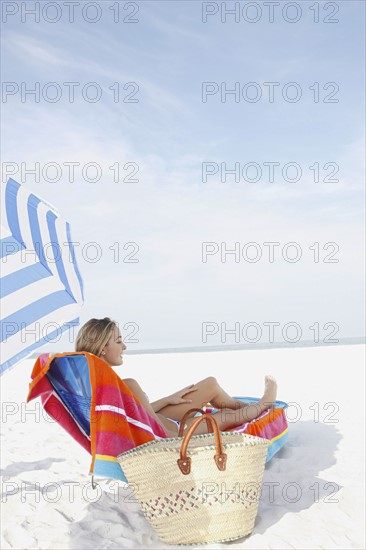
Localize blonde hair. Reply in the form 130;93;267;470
75;317;117;357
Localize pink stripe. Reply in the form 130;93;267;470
96;431;135;456
96;384;132;404
256;411;288;438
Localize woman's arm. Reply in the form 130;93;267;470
150;396;170;413
149;384;198;413
133;387;170;413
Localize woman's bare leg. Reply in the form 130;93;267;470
158;375;277;424
123;376;277;437
180;376;278;435
157;376;236;420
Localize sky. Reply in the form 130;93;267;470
1;0;365;352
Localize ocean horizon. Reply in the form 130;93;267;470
29;336;365;358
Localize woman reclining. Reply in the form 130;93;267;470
75;317;277;437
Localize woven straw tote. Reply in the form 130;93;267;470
117;410;270;545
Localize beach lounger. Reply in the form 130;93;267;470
27;352;288;482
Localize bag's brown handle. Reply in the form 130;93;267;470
178;408;205;437
177;413;227;475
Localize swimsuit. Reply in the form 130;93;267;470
166;417;188;433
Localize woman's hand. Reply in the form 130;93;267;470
150;384;199;412
166;384;198;406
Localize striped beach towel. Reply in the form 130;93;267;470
27;352;168;482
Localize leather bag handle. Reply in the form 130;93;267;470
178;408;205;437
177;413;227;475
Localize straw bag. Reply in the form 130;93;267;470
117;410;270;545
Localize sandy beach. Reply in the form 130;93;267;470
1;344;365;549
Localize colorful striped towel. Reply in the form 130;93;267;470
203;398;288;462
27;352;168;482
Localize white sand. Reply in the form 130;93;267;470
1;344;365;549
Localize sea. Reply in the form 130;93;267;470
29;336;365;358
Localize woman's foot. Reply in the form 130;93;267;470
260;375;277;408
234;375;277;411
238;375;277;420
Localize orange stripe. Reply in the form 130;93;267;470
88;353;97;474
92;412;129;432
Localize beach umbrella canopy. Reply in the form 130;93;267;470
0;178;84;375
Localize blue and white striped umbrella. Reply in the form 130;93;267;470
0;178;84;375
